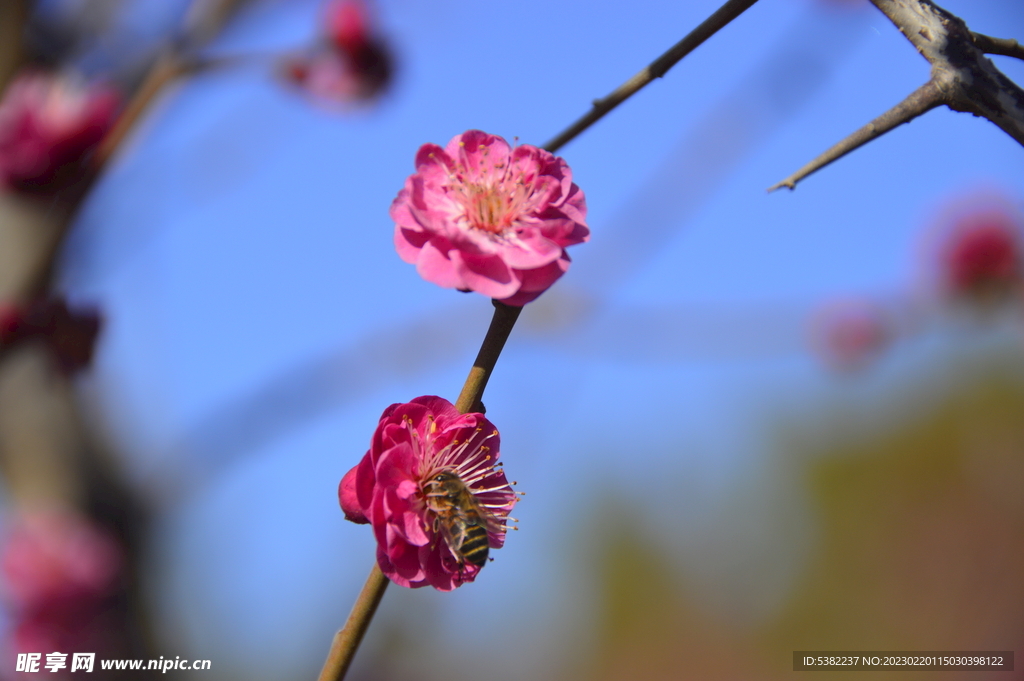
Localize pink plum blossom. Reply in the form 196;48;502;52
339;396;518;590
390;130;589;306
0;71;119;192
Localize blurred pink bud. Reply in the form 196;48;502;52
391;130;589;306
282;46;390;103
281;0;392;103
0;304;25;342
38;300;102;374
2;512;122;611
940;210;1022;300
343;396;518;590
0;298;102;373
326;0;371;57
9;605;118;662
324;0;391;93
0;71;120;192
810;299;890;371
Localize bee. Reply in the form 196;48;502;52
423;471;495;570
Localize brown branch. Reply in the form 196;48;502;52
543;0;761;153
770;0;1024;191
971;33;1024;61
768;80;943;191
454;301;523;414
317;564;390;681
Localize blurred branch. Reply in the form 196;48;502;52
180;0;254;51
0;0;30;91
19;0;254;301
971;33;1024;61
93;53;187;168
19;54;188;301
0;0;260;671
770;0;1024;191
543;0;761;153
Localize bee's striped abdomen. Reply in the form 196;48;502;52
458;522;490;568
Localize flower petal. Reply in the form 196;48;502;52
451;250;519;300
415;239;465;290
338;465;369;524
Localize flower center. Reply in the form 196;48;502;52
465;186;511;235
441;153;537;238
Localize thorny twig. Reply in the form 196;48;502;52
770;0;1024;191
972;33;1024;62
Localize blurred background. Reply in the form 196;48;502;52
0;0;1022;679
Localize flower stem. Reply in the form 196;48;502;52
455;301;523;414
317;563;390;681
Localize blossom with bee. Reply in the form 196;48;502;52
339;396;518;590
390;130;589;306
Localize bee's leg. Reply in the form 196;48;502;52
429;517;440;551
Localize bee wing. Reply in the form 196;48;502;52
436;514;468;559
461;498;502;542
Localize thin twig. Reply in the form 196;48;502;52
542;0;761;153
317;564;390;681
15;0;253;302
768;80;943;191
971;33;1024;61
454;301;524;414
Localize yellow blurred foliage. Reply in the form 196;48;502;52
578;373;1024;681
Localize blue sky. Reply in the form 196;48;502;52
51;0;1024;677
